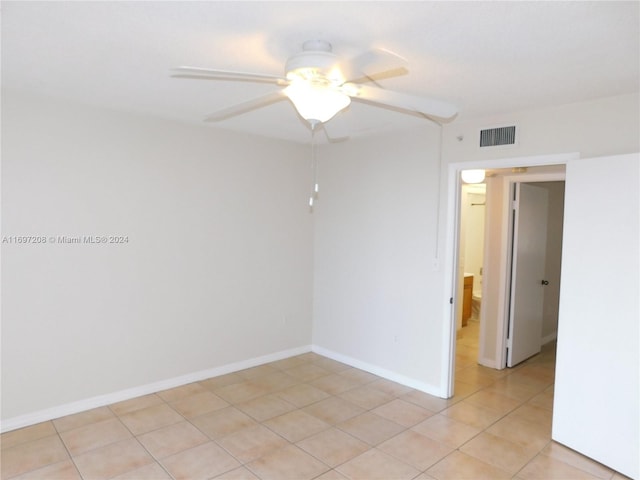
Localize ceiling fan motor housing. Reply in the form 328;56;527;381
285;41;343;85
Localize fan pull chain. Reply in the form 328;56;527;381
309;122;319;209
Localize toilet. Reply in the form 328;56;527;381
472;291;481;319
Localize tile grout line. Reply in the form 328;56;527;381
4;347;618;480
427;338;557;479
49;412;85;480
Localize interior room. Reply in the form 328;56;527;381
2;2;638;479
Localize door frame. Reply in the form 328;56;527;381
441;152;577;398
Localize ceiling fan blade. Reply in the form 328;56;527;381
348;84;458;122
204;90;288;121
322;112;350;142
341;48;408;83
171;67;287;85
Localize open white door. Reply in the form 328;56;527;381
553;154;639;479
507;183;548;367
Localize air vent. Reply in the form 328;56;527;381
479;125;517;147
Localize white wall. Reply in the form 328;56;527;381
477;175;505;365
457;185;485;331
1;90;314;422
553;154;639;479
444;93;640;163
313;94;639;396
461;186;485;294
2;90;638;427
313;126;446;391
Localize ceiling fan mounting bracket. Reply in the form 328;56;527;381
302;39;332;52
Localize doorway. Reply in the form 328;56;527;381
442;153;575;398
506;181;565;367
454;174;565;384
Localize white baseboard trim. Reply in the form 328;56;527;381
477;356;501;369
311;345;444;398
1;345;312;433
542;332;558;345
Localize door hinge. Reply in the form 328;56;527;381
449;297;453;304
506;336;513;349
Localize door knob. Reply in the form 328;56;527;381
541;280;549;285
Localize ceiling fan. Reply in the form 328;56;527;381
171;39;458;139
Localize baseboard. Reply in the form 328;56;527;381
311;345;444;398
541;332;558;345
477;356;501;369
1;345;312;433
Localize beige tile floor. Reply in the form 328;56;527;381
1;319;630;480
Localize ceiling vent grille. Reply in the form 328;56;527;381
480;125;516;147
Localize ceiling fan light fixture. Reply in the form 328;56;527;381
461;169;486;184
284;79;351;124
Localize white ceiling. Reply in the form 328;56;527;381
2;1;638;143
